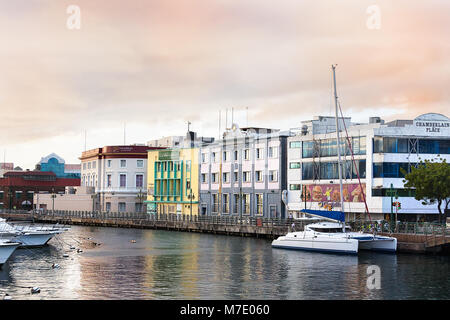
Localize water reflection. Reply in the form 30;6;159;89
0;225;449;300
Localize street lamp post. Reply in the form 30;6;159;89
136;188;145;214
187;188;195;221
51;188;57;213
386;183;398;231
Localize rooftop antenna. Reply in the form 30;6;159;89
246;106;249;127
219;110;222;139
231;107;234;125
123;122;126;145
225;108;228;130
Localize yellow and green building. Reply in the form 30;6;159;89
145;148;199;216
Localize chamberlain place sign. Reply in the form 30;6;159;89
415;121;450;133
413;113;450;135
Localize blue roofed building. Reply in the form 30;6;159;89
39;153;81;179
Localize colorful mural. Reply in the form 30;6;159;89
301;184;366;203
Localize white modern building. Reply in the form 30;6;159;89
287;113;450;222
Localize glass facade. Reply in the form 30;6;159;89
302;160;366;180
373;162;414;178
301;137;366;158
372;188;416;197
373;137;450;154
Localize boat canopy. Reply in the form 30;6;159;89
300;209;345;223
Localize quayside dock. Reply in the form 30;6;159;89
1;210;449;254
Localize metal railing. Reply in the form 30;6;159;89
350;220;449;236
0;209;318;230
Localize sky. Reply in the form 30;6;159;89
0;0;449;169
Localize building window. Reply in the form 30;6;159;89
223;172;229;183
120;160;126;168
107;174;112;187
268;146;278;158
135;203;143;213
289;162;301;169
256;194;263;215
269;170;278;182
290;141;302;148
233;194;239;214
186;160;191;172
212;172;218;183
212;194;219;213
256;148;264;160
223;194;229;213
234;150;239;161
290;184;301;190
243;171;251;182
223;151;229;162
83;163;86;170
88;162;91;169
106;202;111;212
118;202;126;212
243;194;250;214
201;173;207;183
119;174;126;188
107;160;112;168
211;152;217;163
244;149;250;160
136;174;144;188
255;171;263;182
137;160;144;168
201;153;207;163
234;171;239;183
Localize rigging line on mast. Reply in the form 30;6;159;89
337;100;372;222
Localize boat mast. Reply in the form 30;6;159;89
332;65;345;231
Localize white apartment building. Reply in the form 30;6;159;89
287;113;450;222
79;145;152;213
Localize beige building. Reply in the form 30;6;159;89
34;186;97;211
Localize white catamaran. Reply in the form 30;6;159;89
272;65;397;254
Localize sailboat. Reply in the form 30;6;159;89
272;65;397;254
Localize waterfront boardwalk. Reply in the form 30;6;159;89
1;210;449;254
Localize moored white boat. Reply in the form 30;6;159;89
0;239;21;267
273;65;397;255
272;222;396;254
0;218;65;248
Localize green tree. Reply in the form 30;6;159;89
401;158;450;224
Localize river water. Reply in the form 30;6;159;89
0;225;449;300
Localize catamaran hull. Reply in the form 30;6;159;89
272;237;359;254
14;233;56;248
0;243;20;266
357;237;397;253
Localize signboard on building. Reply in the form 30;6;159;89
413;113;450;135
147;202;156;214
159;150;180;161
301;183;366;203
